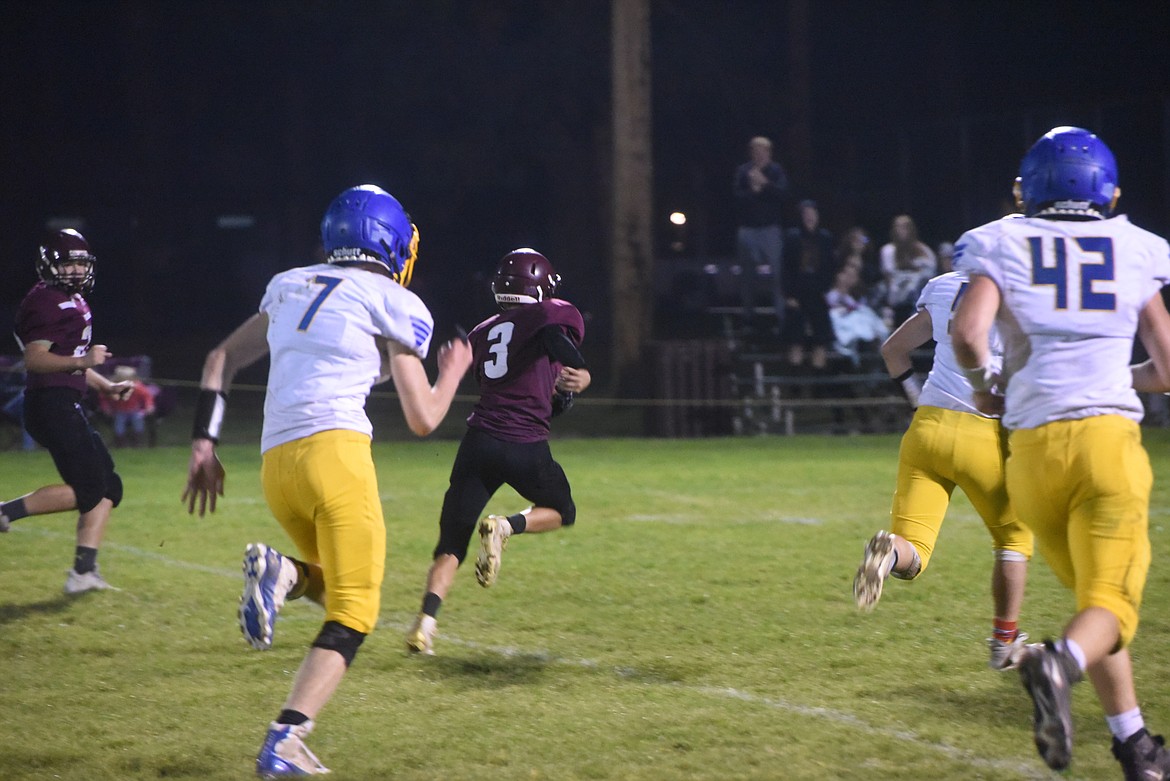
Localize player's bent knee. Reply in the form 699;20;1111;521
312;620;367;666
558;499;576;527
106;472;124;508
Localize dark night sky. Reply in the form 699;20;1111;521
3;1;1170;371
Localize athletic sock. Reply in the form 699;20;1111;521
73;546;98;575
992;618;1018;643
507;513;527;535
288;559;311;600
1;498;29;522
1106;707;1145;742
422;591;442;618
1057;637;1088;672
276;709;309;726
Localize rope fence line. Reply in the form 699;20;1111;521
126;376;913;410
0;365;911;413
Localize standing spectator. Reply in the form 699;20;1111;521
405;248;590;656
880;214;937;327
98;365;155;447
781;200;835;369
952;126;1170;777
183;184;472;776
734;136;789;334
0;229;135;592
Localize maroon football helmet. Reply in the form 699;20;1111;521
38;228;96;294
491;248;560;308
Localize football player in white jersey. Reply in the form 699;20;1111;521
952;127;1170;778
183;185;472;776
853;266;1034;671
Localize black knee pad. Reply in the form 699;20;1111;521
311;620;367;667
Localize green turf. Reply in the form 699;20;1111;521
4;433;1170;779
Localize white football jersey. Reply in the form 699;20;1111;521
915;270;1002;416
956;214;1170;430
259;263;434;452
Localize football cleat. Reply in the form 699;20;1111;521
240;543;299;651
0;509;10;533
475;515;512;588
987;632;1032;671
853;530;896;612
1019;640;1083;771
405;613;437;656
255;721;330;777
1112;728;1170;781
64;567;116;594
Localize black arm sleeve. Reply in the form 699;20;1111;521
540;326;587;369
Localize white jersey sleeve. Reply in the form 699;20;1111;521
914;271;1002;416
955;214;1170;429
258;263;435;451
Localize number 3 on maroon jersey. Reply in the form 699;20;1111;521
483;322;514;379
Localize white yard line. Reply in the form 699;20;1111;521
15;524;1049;779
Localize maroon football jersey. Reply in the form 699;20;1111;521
14;281;93;392
466;298;585;443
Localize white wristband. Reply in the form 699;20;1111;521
962;363;998;392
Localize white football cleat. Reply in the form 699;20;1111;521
853;530;896;611
987;632;1031;671
64;567;117;595
475;515;512;588
239;543;299;650
405;613;437;656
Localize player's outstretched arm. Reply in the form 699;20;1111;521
387;337;472;436
183;314;271;515
1133;293;1170;393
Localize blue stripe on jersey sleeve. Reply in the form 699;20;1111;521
410;316;432;347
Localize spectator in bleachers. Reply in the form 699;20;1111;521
781;199;836;370
1;360;36;451
880;214;937;327
734;135;790;333
98;365;156;447
936;240;956;273
826;262;890;367
836;226;884;307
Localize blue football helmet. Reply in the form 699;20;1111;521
320;184;419;286
1015;126;1119;217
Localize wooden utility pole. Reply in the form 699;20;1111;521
610;0;653;391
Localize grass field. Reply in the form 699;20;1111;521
4;432;1170;780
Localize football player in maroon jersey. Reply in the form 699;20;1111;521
405;248;591;655
0;229;135;593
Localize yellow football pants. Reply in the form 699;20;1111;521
261;429;386;634
891;405;1033;575
1007;415;1152;646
